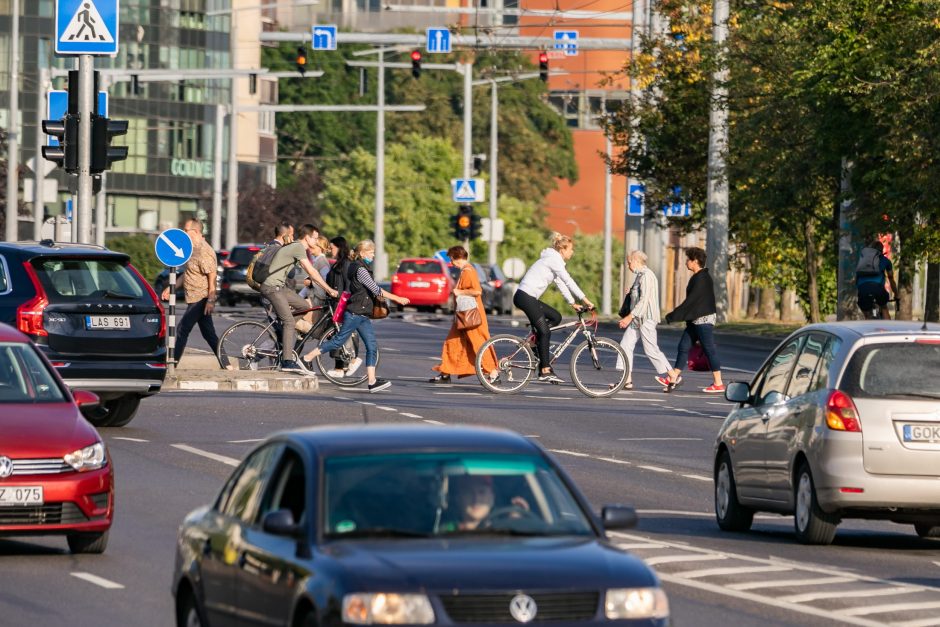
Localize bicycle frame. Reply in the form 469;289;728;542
520;310;599;368
257;301;339;360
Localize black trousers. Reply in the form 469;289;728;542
175;298;221;365
513;290;562;370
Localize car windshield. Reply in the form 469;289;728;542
396;261;443;275
0;343;67;403
323;453;594;539
841;341;940;399
230;247;260;265
32;258;144;300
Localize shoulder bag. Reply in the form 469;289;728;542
371;295;390;320
455;294;481;330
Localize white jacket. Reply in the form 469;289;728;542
517;248;586;304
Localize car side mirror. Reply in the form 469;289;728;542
724;381;750;404
73;390;100;408
601;505;638;530
262;509;300;537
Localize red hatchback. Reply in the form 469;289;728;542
390;258;455;312
0;323;113;554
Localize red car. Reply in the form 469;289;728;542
390;258;455;312
0;323;113;554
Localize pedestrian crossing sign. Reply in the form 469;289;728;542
451;178;485;203
56;0;120;56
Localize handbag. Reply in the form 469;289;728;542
332;291;351;323
455;295;482;330
688;342;712;371
371;295;389;320
618;293;632;318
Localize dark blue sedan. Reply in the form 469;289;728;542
172;425;668;626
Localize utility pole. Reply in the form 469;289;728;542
211;104;225;251
705;0;730;321
76;55;95;244
226;15;240;250
33;67;48;241
5;0;21;242
375;50;387;280
461;61;473;180
603;132;613;316
488;79;498;266
95;75;110;247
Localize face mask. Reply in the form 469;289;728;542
363;257;373;265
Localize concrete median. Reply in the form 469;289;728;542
163;349;319;393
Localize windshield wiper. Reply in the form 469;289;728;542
439;528;555;537
325;527;432;539
102;290;137;299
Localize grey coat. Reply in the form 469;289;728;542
627;267;662;324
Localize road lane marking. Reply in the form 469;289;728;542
682;474;712;482
614;397;661;402
727;576;855;591
423;419;446;425
780;587;922;604
432;392;482;396
618;437;703;441
840;601;940;617
525;434;540;438
637;465;671;473
645;554;726;567
71;573;124;589
111;437;148;442
656;405;715;418
172;444;239;467
357;401;376;405
375;406;397;411
706;402;730;406
227;438;264;443
399;413;423;419
596;457;630;465
336;396;351;400
524;395;576;400
677;565;791;579
895;620;940;627
548;449;590;458
615;543;667;550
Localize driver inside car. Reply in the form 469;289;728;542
441;475;531;532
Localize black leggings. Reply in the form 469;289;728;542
514;290;562;370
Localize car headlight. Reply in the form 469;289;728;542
64;443;107;472
605;587;669;620
342;593;435;625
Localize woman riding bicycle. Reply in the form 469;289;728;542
513;234;594;384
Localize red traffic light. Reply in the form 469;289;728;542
538;52;549;64
411;50;422;62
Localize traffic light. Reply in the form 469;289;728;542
411;50;422;79
538;52;549;83
453;205;474;240
296;46;307;76
90;115;129;174
41;115;79;174
469;211;482;240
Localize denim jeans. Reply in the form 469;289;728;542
317;313;378;367
175;299;221;365
674;322;721;372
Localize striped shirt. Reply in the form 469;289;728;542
356;265;381;297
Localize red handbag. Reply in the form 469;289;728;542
332;292;351;323
688;343;712;371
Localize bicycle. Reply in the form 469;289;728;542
474;308;628;398
860;296;900;320
216;301;379;387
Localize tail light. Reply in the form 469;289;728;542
222;259;238;268
391;275;401;284
826;390;861;432
128;264;166;340
432;276;448;288
490;279;503;289
17;263;49;337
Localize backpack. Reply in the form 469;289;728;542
245;243;282;291
855;247;883;278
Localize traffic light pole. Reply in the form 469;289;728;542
76;55;95;244
488;80;498;266
376;50;387;280
4;0;20;242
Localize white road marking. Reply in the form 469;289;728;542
618;437;703;441
524;395;576;400
637;465;672;473
727;576;855;591
548;449;590;458
780;587;922;604
71;572;124;589
423;419;446;425
596;457;630;465
645;554;726;567
722;366;755;373
706;402;731;406
614;397;661;402
397;376;438;380
172;444;239;467
895;620;940;627
677;565;792;579
111;436;148;443
375;406;397;412
525;434;540;438
633;510;711;518
840;601;940;617
432;392;482;396
226;438;264;444
615;543;667;550
335;396;351;400
656;405;715;418
682;474;712;482
399;413;423;419
357;401;376;405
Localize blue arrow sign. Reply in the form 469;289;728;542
56;0;119;56
433;249;452;264
627;183;645;217
553;30;579;56
312;25;337;51
47;90;108;146
154;228;194;267
426;28;451;54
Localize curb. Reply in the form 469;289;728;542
164;370;319;393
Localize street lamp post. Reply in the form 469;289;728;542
5;0;21;242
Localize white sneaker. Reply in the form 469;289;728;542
326;368;344;378
346;358;363;376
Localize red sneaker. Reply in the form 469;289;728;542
703;384;725;394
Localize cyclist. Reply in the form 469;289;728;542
513;234;594;384
260;224;337;373
856;238;898;320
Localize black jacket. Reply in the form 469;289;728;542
665;269;717;323
345;261;377;316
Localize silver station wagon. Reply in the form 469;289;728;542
713;321;940;545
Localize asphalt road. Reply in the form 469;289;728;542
2;310;939;627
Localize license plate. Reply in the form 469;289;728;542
0;486;44;506
903;424;940;443
85;315;131;330
409;281;430;288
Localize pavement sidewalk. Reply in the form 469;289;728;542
163;349;318;393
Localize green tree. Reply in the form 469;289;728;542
107;234;163;283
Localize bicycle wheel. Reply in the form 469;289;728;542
217;321;279;371
315;327;376;387
569;337;629;398
476;334;537;394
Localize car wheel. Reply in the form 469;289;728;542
100;395;142;428
714;451;754;532
914;523;940;538
793;462;839;545
176;588;206;627
67;530;109;554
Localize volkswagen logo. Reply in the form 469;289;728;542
509;594;537;623
0;456;13;478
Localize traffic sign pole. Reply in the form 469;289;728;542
76;54;95;244
167;267;177;373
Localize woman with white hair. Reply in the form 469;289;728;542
617;250;672;389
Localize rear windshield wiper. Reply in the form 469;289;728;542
102;290;137;299
325;527;432;539
877;392;940;401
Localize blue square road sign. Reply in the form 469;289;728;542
312;25;337;51
56;0;120;56
553;30;579;56
47;90;108;146
427;28;451;54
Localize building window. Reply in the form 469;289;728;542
111;118;149;176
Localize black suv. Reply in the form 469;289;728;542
0;241;166;427
219;244;263;306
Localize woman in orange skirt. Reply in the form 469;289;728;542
430;246;498;383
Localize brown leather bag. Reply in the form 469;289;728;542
371;296;389;320
455;294;482;330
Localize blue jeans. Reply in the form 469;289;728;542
318;313;378;367
674;322;721;372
